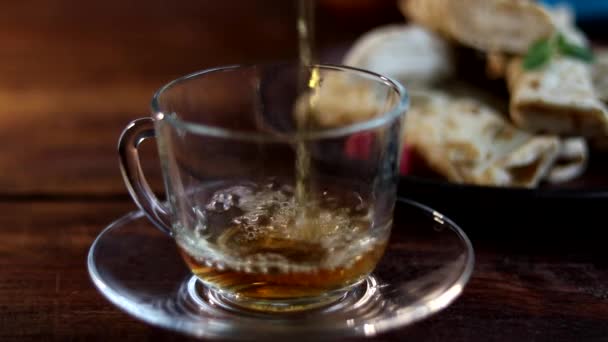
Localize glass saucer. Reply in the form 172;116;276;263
87;198;474;339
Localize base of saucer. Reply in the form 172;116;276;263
182;275;376;316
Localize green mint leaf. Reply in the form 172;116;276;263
557;33;594;63
523;38;553;70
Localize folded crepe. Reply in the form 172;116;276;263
506;55;608;137
403;92;561;187
504;5;608;137
592;48;608;103
343;24;453;88
399;0;555;54
547;137;588;184
294;82;586;186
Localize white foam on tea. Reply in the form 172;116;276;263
175;182;386;274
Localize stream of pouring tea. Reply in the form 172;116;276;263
294;0;317;228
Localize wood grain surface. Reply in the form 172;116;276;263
0;1;607;341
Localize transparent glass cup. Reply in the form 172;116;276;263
118;63;408;312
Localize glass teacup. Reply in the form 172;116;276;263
118;63;408;312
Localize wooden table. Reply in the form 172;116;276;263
1;1;607;340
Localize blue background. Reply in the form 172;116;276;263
540;0;608;22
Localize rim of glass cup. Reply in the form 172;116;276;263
150;63;409;142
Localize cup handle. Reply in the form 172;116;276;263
118;117;172;235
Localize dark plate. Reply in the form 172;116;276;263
397;151;608;239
